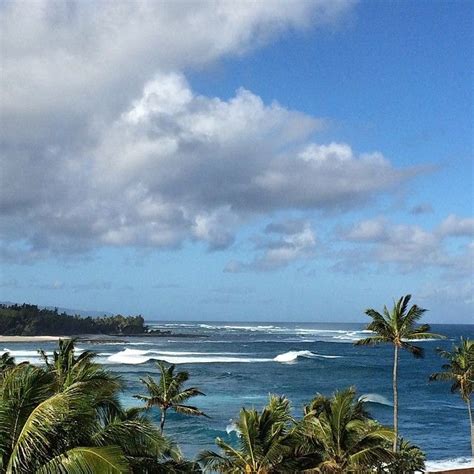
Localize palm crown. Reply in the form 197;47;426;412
199;394;296;473
430;338;473;401
135;361;207;433
297;387;394;473
355;294;441;356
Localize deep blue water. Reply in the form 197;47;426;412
3;322;473;470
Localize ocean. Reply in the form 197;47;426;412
2;322;473;471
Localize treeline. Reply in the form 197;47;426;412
0;303;147;336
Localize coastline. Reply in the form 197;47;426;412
0;335;69;342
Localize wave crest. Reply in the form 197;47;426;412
273;350;340;363
107;348;272;365
359;393;393;407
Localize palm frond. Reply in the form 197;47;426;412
37;446;129;474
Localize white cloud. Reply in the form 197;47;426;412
1;73;421;257
0;0;355;143
225;220;317;272
2;1;430;262
437;214;474;238
339;215;473;276
343;217;387;241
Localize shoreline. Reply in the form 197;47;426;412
0;335;70;342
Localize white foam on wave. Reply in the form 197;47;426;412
225;421;241;436
359;393;393;407
199;324;281;332
100;342;157;346
2;348;44;357
195;324;374;344
402;338;439;342
274;350;341;363
107;348;272;365
423;457;473;472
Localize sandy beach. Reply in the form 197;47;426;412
0;335;69;342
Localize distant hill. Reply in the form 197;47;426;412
0;301;113;318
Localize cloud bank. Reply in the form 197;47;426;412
1;68;418;258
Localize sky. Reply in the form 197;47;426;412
0;0;473;323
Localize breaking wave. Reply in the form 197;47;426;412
274;350;340;363
225;421;241;436
107;348;272;365
359;393;393;407
423;457;473;472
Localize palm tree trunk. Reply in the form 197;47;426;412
160;409;167;434
392;344;399;452
467;397;474;458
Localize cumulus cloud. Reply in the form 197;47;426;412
338;215;473;276
2;0;431;263
0;0;354;143
1;71;422;259
225;220;317;272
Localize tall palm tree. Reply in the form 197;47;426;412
198;395;297;473
135;361;207;433
430;338;474;457
295;387;395;473
355;294;444;451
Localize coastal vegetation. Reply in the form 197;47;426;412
0;340;198;473
0;340;432;473
430;338;474;457
0;303;149;336
0;299;472;472
355;294;444;451
135;361;208;433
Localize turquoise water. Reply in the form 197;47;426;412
2;322;473;470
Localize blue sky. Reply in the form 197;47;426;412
1;0;472;322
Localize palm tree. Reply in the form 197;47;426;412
430;338;473;457
0;352;15;373
39;338;121;393
0;342;196;473
295;387;394;473
135;361;207;433
384;438;425;473
198;395;297;473
355;294;444;451
0;362;129;473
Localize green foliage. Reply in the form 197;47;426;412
135;361;207;433
0;341;197;473
375;438;426;473
295;387;395;473
199;394;297;473
355;295;443;356
430;338;474;457
430;338;473;402
0;303;147;336
199;388;397;474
